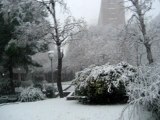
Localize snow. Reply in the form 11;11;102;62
0;98;125;120
19;87;45;102
73;62;137;96
0;97;155;120
62;81;75;92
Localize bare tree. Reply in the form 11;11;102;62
38;0;84;98
125;0;155;64
65;25;134;73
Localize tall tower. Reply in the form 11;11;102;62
98;0;125;26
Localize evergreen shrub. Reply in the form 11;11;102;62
73;62;137;104
19;87;45;102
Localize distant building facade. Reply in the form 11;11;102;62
98;0;125;26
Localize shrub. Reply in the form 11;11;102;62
123;65;160;120
21;80;33;88
34;83;43;91
45;85;56;98
73;62;137;104
19;87;45;102
0;78;13;95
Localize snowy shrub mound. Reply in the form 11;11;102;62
19;87;45;102
45;84;56;98
125;65;160;119
73;62;137;104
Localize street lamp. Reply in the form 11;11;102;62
17;67;21;82
48;51;54;86
61;49;64;58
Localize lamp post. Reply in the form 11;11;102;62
17;67;21;82
48;51;54;86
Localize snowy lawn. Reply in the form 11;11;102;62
0;98;125;120
0;98;154;120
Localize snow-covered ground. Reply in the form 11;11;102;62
62;81;75;92
0;80;155;120
0;98;125;120
0;98;154;120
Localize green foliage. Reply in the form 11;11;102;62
4;41;42;68
0;0;49;71
0;78;11;95
74;62;137;104
76;79;128;104
0;0;49;94
45;85;56;98
0;12;14;61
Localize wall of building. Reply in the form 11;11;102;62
98;0;125;26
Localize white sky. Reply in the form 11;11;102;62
66;0;100;25
63;0;160;25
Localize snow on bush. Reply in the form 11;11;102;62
122;65;160;119
44;84;56;98
73;62;137;104
19;87;45;102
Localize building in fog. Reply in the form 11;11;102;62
98;0;125;26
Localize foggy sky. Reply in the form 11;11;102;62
65;0;160;25
66;0;100;25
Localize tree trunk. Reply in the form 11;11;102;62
144;43;154;64
134;1;154;65
57;46;63;98
9;65;15;94
136;42;140;66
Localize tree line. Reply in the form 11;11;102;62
0;0;160;98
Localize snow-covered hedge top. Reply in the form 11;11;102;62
73;62;137;92
19;87;45;102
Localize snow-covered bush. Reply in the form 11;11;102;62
0;78;11;95
45;84;56;98
123;65;160;119
19;87;45;102
73;62;137;104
